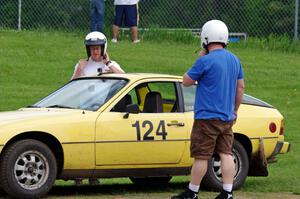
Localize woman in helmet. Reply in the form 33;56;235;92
71;31;124;79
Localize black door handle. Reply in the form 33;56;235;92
167;122;185;127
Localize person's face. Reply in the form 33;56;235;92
90;46;101;61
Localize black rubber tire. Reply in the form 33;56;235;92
130;176;172;185
202;140;249;191
0;139;57;199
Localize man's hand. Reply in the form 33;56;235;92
102;53;110;65
199;50;208;57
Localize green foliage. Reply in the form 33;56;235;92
233;34;300;53
0;0;297;37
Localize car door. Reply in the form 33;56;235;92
95;80;189;166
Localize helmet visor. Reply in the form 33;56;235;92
85;38;106;46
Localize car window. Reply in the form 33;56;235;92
181;84;196;112
147;82;177;113
112;81;179;113
34;78;128;111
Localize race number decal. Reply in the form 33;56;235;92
132;120;168;141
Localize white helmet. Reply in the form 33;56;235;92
84;31;107;57
201;20;229;48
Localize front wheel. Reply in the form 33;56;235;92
202;140;249;191
0;139;57;199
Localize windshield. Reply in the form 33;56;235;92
34;78;128;111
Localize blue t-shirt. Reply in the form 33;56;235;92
187;49;244;121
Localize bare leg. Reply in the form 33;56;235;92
112;25;120;40
130;26;139;41
219;153;235;184
190;158;208;186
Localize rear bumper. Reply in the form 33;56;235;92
267;141;290;164
279;141;291;154
272;141;291;155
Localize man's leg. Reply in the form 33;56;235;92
190;158;207;187
214;153;234;199
96;0;105;32
112;24;120;41
171;159;206;199
130;26;139;42
220;153;234;187
90;7;97;31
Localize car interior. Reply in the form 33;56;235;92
111;82;178;113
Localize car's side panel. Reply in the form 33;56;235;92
249;138;279;157
233;104;283;157
0;109;98;169
95;112;188;166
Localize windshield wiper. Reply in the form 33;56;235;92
46;105;75;109
26;105;40;108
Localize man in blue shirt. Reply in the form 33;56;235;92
171;20;245;199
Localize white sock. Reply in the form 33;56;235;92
188;183;199;193
223;184;233;192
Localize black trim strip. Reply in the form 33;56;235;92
61;141;94;145
62;137;279;145
250;136;278;140
96;139;189;143
62;139;189;145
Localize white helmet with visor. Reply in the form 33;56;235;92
84;31;107;58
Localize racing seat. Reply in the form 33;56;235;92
142;91;163;113
112;94;132;112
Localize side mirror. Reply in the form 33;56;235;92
123;104;140;119
126;104;140;114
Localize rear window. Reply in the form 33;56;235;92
242;94;273;108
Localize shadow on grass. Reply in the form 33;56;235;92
48;181;188;197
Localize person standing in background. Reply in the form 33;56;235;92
90;0;105;32
111;0;140;43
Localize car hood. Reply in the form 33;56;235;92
0;108;85;126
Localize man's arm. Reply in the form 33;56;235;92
183;73;196;86
235;79;245;113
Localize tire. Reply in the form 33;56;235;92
202;140;249;191
130;176;172;185
0;139;57;199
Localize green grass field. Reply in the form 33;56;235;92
0;29;299;198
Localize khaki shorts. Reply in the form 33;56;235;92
190;119;234;160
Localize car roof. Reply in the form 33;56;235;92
76;73;182;81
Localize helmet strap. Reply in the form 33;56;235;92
100;45;105;57
86;46;91;58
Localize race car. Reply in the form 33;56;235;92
0;73;290;198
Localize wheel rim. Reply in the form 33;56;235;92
14;150;49;190
211;148;242;182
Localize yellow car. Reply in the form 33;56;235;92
0;73;290;198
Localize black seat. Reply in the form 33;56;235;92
142;92;163;113
113;94;132;112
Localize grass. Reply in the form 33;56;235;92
0;29;300;196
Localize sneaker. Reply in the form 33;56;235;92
88;178;100;185
215;190;233;199
111;38;118;43
133;39;140;43
171;188;198;199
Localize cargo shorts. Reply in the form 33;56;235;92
190;119;234;160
